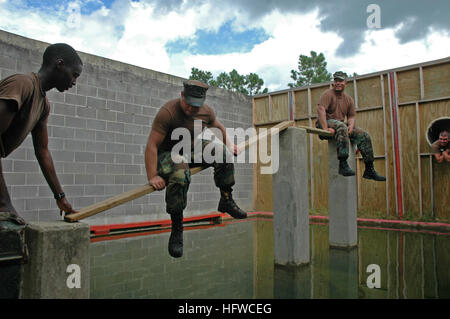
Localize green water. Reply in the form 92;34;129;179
89;218;449;299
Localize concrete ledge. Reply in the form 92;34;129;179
273;127;309;265
328;140;358;248
21;221;90;299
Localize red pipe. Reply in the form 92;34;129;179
389;72;403;219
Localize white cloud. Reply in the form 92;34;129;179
0;0;448;92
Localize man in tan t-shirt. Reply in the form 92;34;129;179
431;130;450;163
317;71;385;181
145;80;247;258
0;43;83;225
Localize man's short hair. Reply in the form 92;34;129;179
41;43;82;68
439;130;449;138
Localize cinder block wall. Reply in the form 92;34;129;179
0;30;253;225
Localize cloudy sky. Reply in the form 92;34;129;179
0;0;449;92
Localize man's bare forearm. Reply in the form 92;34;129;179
35;149;63;195
347;116;356;132
145;142;158;181
317;105;328;130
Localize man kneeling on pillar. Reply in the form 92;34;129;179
316;71;385;181
145;80;247;258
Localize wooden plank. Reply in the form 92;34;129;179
294;89;309;119
381;74;389;217
358;158;387;214
433;159;450;220
399;104;420;217
254;124;274;212
355;108;385;157
355;76;382;109
420;155;432;217
397;68;421;104
270;93;289;122
415;102;423;217
66;121;294;222
384;74;396;217
423;62;450;100
293;124;332;137
345;80;356;104
254;96;269;125
419;66;425;100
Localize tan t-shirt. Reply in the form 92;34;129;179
151;98;216;152
0;73;50;157
317;88;356;121
431;140;449;154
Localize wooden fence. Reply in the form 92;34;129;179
252;57;450;221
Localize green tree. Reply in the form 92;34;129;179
288;51;332;88
188;67;267;96
189;67;215;85
245;73;268;95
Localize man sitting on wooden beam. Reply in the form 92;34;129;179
145;80;247;258
316;71;385;181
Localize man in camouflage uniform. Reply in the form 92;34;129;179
145;80;246;258
316;71;385;181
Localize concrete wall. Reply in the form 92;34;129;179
0;30;253;225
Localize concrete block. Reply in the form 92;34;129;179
76;84;97;97
328;140;358;248
87;96;107;110
97;109;117;121
76;106;97;119
273;127;310;266
97;88;116;100
20;221;90;298
75;151;95;163
86;119;106;131
65;93;87;106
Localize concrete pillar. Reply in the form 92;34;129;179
329;247;359;298
20;221;90;299
328;140;358;248
273;127;309;265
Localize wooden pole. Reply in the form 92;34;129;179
65;120;304;222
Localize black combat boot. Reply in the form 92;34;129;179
363;162;386;181
168;213;183;258
339;160;356;176
218;189;247;219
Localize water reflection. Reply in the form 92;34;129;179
90;218;449;299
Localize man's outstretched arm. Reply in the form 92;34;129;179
31;119;77;215
144;129;167;190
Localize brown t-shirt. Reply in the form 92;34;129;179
0;73;50;157
431;140;449;154
317;88;356;121
151;98;216;152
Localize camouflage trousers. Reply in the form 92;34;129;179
157;140;235;215
317;119;375;163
